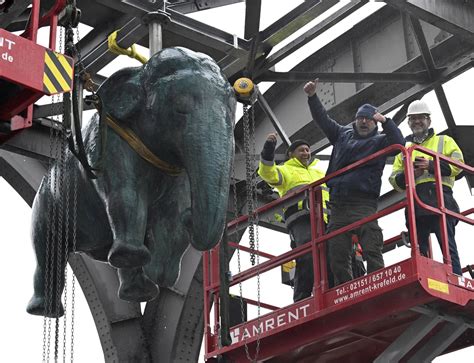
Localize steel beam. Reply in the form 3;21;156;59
405;305;474;362
260;0;339;48
374;53;474;129
97;0;249;53
166;7;248;50
34;100;96;119
373;313;442;363
259;1;366;72
257;70;430;83
0;150;45;205
69;254;145;362
384;0;474;43
79;1;249;76
256;88;291;147
165;8;249;62
406;15;458;133
172;0;244;13
96;0;154;15
407;321;469;363
5;0;244;31
411;305;474;328
143;248;205;362
79;16;146;73
0;0;31;28
1;125;55;161
244;0;261;40
291;47;472;156
270;49;472;161
409;16;438;77
434;85;457;132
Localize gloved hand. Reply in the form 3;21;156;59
261;133;277;161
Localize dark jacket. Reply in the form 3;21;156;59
308;95;404;201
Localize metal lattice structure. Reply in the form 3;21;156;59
1;1;474;361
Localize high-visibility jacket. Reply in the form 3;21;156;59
258;157;329;223
389;129;463;192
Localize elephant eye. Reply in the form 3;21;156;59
155;59;178;78
175;95;193;114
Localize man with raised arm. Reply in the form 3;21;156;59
389;100;464;275
303;79;404;286
258;134;330;302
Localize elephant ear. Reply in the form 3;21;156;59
97;66;145;122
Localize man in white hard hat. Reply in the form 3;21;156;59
389;100;464;275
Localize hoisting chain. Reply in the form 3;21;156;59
69;164;78;362
54;108;67;362
41;13;79;361
61;16;79;362
53;26;69;362
44;24;65;357
240;101;262;362
243;105;257;266
43;104;61;363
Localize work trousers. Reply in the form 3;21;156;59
416;215;462;275
327;199;384;286
288;215;333;302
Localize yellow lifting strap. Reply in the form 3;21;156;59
105;115;183;176
107;30;148;64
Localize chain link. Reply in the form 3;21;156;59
61;138;72;363
239;102;262;362
67;28;82;362
41;22;80;362
42;101;58;362
243;106;256;266
54;124;67;361
48;109;61;362
70;165;78;362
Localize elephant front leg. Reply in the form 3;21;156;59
117;267;159;302
106;188;151;268
27;235;67;317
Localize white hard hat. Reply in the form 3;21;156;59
407;100;431;116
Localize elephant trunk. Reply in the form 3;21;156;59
183;110;234;251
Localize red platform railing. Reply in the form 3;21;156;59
203;144;474;361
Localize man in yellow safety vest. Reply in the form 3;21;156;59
258;134;330;301
389;100;464;275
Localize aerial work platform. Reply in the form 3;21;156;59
203;144;474;362
0;0;73;136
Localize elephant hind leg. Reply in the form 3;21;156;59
118;267;159;302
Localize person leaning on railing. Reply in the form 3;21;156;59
389;100;464;275
303;79;405;287
258;134;330;302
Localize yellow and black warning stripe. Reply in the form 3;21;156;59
43;49;73;95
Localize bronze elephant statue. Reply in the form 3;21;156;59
27;47;236;317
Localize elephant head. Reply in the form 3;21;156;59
96;47;236;252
